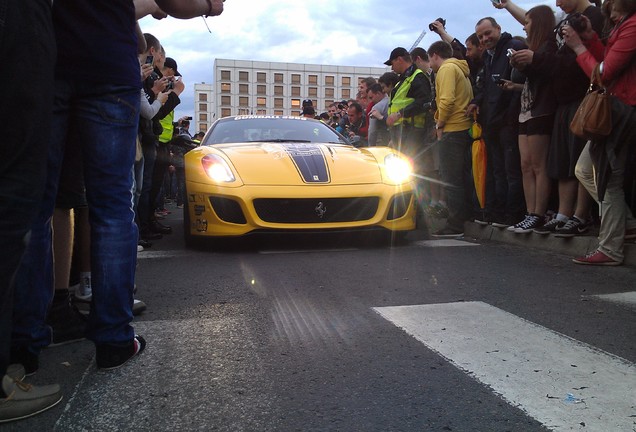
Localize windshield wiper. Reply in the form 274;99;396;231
258;139;312;143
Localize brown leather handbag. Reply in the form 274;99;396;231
570;64;612;140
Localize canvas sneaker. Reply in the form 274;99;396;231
572;250;621;266
0;375;62;423
554;216;589;238
96;335;146;370
512;214;543;234
533;217;565;235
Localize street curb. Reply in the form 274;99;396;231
464;222;636;268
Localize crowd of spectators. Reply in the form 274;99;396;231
310;0;636;267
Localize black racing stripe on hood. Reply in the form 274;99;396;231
282;144;329;183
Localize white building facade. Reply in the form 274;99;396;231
193;59;389;132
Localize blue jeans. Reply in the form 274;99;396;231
12;80;139;354
0;0;55;377
438;130;473;231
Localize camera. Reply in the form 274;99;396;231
145;55;154;65
506;48;515;58
567;12;587;33
422;100;437;111
185;116;193;120
429;18;446;32
166;80;174;90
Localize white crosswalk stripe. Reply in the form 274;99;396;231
374;301;636;432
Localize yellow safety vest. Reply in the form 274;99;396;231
388;68;427;128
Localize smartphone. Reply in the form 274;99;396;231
145;55;154;65
491;0;502;4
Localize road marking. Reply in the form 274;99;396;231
414;239;480;247
259;248;358;254
374;301;636;431
588;291;636;308
136;250;192;259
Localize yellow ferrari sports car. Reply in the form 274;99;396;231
183;115;416;245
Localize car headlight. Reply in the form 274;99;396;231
384;153;412;184
201;154;235;183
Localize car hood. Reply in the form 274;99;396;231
216;142;382;185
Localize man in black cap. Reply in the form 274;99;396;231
383;47;433;214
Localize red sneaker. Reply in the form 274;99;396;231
572;250;621;266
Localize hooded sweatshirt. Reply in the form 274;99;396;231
434;58;474;132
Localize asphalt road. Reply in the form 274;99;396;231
4;205;636;432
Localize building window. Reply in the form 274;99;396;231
199;103;207;111
325;88;334;98
325;75;335;86
308;87;318;97
221;70;231;80
221;96;231;106
238;108;250;115
239;96;249;107
274;98;284;108
257;72;266;83
239;83;249;94
199;113;208;121
274;85;283;96
324;99;334;109
291;86;301;97
239;71;249;81
274;110;284;116
308;75;318;85
257;97;266;107
342;89;351;99
292;110;301;116
274;73;284;83
221;108;231;117
256;109;267;115
257;85;266;95
291;99;301;108
291;74;301;84
199;93;208;102
221;83;231;93
342;76;351;86
200;123;208;131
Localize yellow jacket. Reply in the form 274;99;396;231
434;58;473;132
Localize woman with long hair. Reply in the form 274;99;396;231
505;5;557;233
564;0;636;265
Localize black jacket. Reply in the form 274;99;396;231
472;32;526;127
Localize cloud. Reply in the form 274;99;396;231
139;0;555;119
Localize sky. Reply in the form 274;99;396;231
139;0;554;120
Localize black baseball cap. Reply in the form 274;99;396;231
384;47;409;66
164;57;182;76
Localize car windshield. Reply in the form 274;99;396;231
203;116;348;145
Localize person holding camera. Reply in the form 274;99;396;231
564;0;636;265
367;83;390;147
466;17;526;228
496;0;605;238
429;18;484;85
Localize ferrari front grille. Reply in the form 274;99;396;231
253;197;379;223
387;192;413;220
209;197;247;224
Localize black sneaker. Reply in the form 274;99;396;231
513;214;543;233
533;217;566;235
96;335;146;370
491;215;517;228
554;216;589;238
431;227;464;238
47;296;87;347
506;214;531;232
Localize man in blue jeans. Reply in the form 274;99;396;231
0;0;63;422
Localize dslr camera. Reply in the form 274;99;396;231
429;18;446;32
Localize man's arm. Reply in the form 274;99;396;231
493;0;527;26
402;74;432;118
134;0;224;19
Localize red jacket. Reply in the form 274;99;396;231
578;13;636;106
